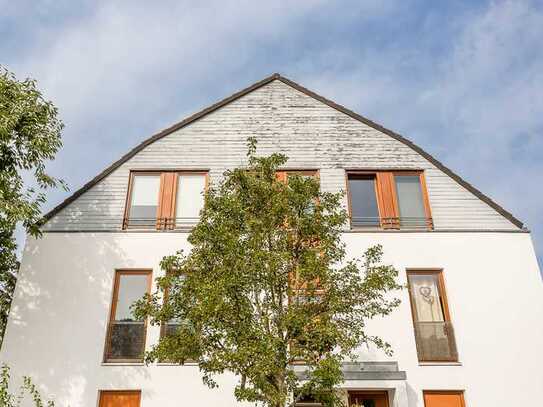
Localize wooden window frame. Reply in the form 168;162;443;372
406;269;451;322
345;170;432;230
406;269;458;362
123;170;209;230
423;390;466;407
393;171;433;230
276;169;319;183
345;172;382;230
170;171;209;230
123;171;162;230
103;269;152;363
98;390;141;407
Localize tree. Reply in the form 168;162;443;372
0;364;54;407
134;139;401;407
0;67;66;345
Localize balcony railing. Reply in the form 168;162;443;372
123;217;200;230
351;216;433;230
104;321;146;362
413;321;458;362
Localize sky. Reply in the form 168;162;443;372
2;0;542;268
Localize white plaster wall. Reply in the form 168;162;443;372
1;231;542;406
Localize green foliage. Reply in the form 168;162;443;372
0;364;54;407
134;139;401;407
0;67;66;345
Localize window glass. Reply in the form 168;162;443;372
348;175;379;227
163;274;186;327
408;273;445;322
175;174;206;223
407;271;458;362
394;175;425;223
129;175;160;223
114;274;149;322
105;271;150;362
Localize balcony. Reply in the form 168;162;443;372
413;321;458;362
351;216;433;230
122;217;200;230
104;321;146;362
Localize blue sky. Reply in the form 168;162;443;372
2;0;542;267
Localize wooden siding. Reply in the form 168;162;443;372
43;80;519;231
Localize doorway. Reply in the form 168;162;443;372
349;391;389;407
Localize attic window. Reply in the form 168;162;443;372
126;174;161;229
124;171;207;230
347;174;380;228
347;171;432;230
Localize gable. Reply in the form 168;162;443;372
42;74;523;232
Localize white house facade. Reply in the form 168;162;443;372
1;74;542;407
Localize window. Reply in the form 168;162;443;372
423;391;465;407
104;270;151;363
175;173;207;225
276;170;318;182
99;391;141;407
159;273;185;341
347;175;380;227
395;173;429;228
346;171;432;230
124;171;207;230
407;270;458;362
294;394;322;406
349;391;389;407
126;174;160;228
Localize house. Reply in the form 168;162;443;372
1;73;542;407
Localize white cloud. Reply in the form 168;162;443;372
5;0;543;265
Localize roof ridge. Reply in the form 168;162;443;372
43;73;524;229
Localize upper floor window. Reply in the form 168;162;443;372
103;270;152;363
347;171;432;230
160;273;184;340
276;170;318;183
347;174;380;228
407;270;458;362
126;174;161;229
124;171;207;230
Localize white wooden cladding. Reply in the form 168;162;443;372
43;80;519;232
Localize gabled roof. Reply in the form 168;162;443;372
44;73;524;229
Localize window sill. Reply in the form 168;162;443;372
418;361;462;366
101;362;145;366
156;362;198;366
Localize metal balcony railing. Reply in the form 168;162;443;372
351;216;433;230
123;217;200;230
104;321;146;362
413;321;458;362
